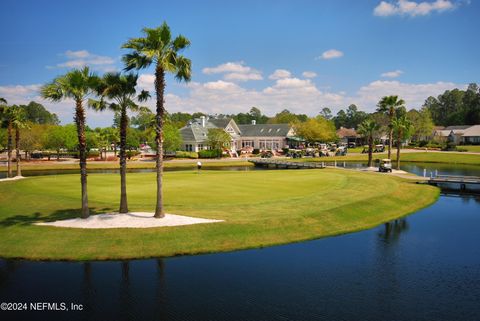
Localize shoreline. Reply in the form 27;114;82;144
0;169;439;261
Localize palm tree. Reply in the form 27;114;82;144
90;72;150;213
357;119;380;168
392;114;413;170
376;95;405;159
122;22;192;218
41;67;100;219
11;106;30;177
0;100;14;178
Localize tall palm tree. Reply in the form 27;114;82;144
0;101;14;178
122;22;192;218
11;106;29;177
90;72;150;213
392;114;413;170
357;119;380;168
376;95;405;159
41;67;100;219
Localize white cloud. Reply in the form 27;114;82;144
203;80;243;92
65;50;90;59
374;0;456;17
2;77;465;127
381;70;404;78
356;80;466;110
0;84;79;124
224;72;263;81
317;49;344;60
302;71;317;78
202;62;250;74
49;50;117;72
202;61;262;82
136;73;155;92
268;69;292;80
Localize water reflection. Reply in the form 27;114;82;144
378;219;409;244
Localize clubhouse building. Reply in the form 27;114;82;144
180;116;297;152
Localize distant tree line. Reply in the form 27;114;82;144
423;83;480;126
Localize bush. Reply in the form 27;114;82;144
252;148;260;155
443;141;457;151
126;151;140;159
198;149;222;158
87;151;100;158
175;151;198;159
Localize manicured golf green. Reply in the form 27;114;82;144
0;169;439;260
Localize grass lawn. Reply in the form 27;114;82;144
298;151;480;165
0;170;438;261
461;145;480;153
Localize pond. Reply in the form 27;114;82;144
0;165;257;178
0;165;479;320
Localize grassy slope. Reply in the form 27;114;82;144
297;151;480;165
0;170;438;260
461;145;480;153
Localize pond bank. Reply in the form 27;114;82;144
0;169;438;260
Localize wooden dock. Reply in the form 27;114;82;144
249;158;325;169
428;175;480;190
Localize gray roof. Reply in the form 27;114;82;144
445;125;471;130
237;124;291;137
180;121;217;143
462;125;480;137
209;118;232;128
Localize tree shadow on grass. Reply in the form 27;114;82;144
0;207;114;227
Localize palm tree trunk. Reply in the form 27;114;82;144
15;128;21;177
367;135;373;167
7;122;13;178
119;106;129;213
154;66;166;218
388;127;393;159
396;131;402;170
75;100;89;219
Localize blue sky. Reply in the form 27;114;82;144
0;0;478;127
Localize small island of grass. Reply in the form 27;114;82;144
0;169;438;261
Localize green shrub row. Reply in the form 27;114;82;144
198;149;223;158
175;151;199;159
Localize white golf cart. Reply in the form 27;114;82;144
379;159;392;173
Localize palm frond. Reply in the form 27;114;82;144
41;82;65;102
122;52;152;71
173;35;191;51
137;90;150;102
174;55;192;82
88;98;108;111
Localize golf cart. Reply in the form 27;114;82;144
374;144;385;153
379;159;392;172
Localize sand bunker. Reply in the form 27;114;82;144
35;212;223;229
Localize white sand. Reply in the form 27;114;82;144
0;176;26;182
35;212;223;229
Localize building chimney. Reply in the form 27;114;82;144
251;120;256;125
200;116;206;127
